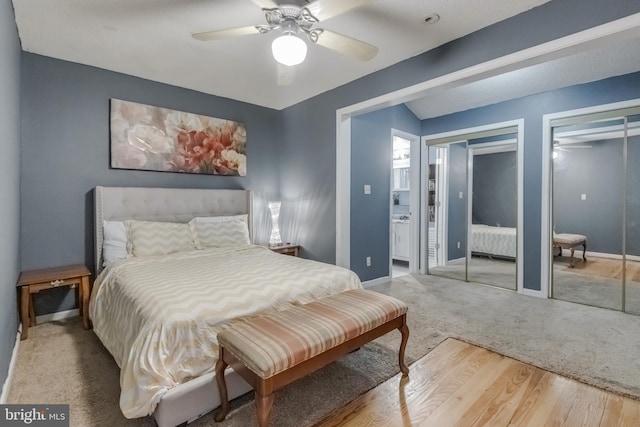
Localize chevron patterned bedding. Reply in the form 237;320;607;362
471;224;517;258
89;245;362;418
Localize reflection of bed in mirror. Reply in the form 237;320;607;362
90;186;362;427
471;224;516;259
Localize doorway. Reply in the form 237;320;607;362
390;130;420;278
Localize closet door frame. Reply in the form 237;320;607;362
422;119;524;294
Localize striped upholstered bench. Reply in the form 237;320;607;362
214;289;409;426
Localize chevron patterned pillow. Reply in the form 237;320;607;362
128;220;197;257
190;216;250;249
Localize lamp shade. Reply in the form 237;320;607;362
272;34;307;66
268;201;282;246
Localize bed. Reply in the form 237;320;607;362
471;224;517;259
89;186;362;427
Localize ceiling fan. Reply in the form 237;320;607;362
553;140;592;152
192;0;378;68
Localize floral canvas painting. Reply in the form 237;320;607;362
110;99;247;176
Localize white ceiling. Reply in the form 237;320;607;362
13;0;553;111
13;0;640;120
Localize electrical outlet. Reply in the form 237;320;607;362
459;191;463;199
364;185;371;195
581;194;587;200
457;241;461;249
366;256;371;266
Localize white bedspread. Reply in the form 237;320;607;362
89;245;362;418
471;224;517;258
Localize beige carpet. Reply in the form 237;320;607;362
7;273;640;426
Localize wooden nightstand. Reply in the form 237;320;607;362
17;264;91;340
269;244;300;257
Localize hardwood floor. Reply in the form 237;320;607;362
556;255;640;282
316;338;640;427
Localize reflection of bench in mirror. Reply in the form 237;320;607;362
553;233;587;268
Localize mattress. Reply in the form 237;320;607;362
89;245;362;418
471;224;517;258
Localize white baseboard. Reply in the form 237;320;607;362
362;276;391;288
520;288;544;298
557;249;640;262
446;257;466;265
35;308;79;324
0;326;21;404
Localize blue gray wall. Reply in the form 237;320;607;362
350;105;420;280
447;142;468;261
555;137;640;256
473;151;517;227
0;2;21;395
20;53;283;314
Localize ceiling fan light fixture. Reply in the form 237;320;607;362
272;33;307;66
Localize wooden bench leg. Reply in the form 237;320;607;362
214;349;230;422
398;314;409;377
255;392;274;427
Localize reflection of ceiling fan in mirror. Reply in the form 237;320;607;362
553;140;592;153
192;0;378;72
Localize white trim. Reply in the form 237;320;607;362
0;327;21;404
336;13;640;270
424;120;521;142
420;136;428;275
521;288;544;298
35;308;79;324
472;140;517;155
466;147;473;273
336;114;351;268
438;147;448;268
541;114;552;299
516;120;525;295
541;97;640;300
362;276;391;288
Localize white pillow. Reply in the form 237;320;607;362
189;215;250;249
128;220;197;257
102;220;129;267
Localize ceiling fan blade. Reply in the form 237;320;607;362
192;26;261;42
305;0;372;21
314;29;378;61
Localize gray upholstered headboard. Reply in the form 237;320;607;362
94;186;253;274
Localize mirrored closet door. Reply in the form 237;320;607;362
550;107;640;314
626;114;640;315
425;125;520;291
